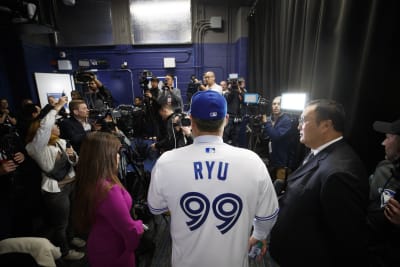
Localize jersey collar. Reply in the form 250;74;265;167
194;135;223;144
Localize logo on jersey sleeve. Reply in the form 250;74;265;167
180;192;243;234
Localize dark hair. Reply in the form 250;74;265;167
21;103;38;118
165;74;174;79
192;117;225;132
38;104;54;120
160;103;174;112
307;99;345;133
69;100;86;112
150;76;159;82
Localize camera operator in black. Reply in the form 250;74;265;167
0;125;41;239
367;118;400;267
150;104;192;154
186;75;202;104
85;75;114;110
223;79;245;146
142;76;163;138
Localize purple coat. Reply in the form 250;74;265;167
88;184;143;267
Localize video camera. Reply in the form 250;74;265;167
172;108;191;127
187;74;201;95
0;127;21;166
139;70;153;91
227;73;239;90
74;71;95;84
89;108;121;124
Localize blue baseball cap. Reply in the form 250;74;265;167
190;90;227;120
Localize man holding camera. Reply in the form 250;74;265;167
223;78;245;146
158;74;184;112
0;130;26;239
262;96;298;180
150;104;192;153
368;118;400;266
0;98;17;130
143;76;162;138
85;75;114;110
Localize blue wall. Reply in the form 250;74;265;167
8;37;248;109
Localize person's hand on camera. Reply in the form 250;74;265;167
145;91;153;98
66;146;77;162
0;160;18;175
13;152;25;164
385;197;400;225
94;78;103;88
150;143;158;151
181;126;191;136
66;147;74;157
261;114;267;123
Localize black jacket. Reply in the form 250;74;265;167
59;116;91;154
269;139;369;267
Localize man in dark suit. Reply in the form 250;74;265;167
59;100;92;154
269;99;369;267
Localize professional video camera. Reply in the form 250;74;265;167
187;74;201;93
113;105;146;138
75;71;95;83
89;108;121;123
227;73;239;91
139;70;153;91
172;108;191;127
0;126;23;166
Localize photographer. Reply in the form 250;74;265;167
143;76;162;138
85;75;114;110
158;74;183;112
261;96;298;180
150;104;192;153
0;98;17;130
367;118;400;266
25;96;84;260
223;78;245;146
186;75;202;103
0;127;26;239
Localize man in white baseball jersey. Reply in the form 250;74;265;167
147;90;279;267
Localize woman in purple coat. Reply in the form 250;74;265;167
73;132;143;267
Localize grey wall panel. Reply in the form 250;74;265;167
55;0;114;46
129;0;192;45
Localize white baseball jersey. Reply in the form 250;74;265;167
148;135;279;267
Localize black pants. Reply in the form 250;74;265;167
42;182;74;255
223;118;241;146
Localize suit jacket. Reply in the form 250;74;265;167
60;116;91;154
269;139;369;267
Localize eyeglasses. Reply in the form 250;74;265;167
298;116;306;124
